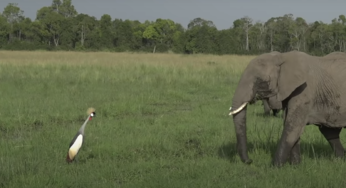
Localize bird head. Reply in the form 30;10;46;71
87;107;96;121
89;112;96;120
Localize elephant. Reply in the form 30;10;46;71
231;98;282;117
250;97;282;116
262;99;281;116
322;51;346;59
228;50;346;167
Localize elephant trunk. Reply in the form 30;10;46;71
229;73;255;164
233;107;252;163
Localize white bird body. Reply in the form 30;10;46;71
68;134;83;161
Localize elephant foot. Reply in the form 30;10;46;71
242;159;253;164
272;160;285;168
289;142;301;165
289;152;301;165
334;150;345;158
289;158;301;165
272;155;289;168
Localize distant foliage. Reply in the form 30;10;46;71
1;1;346;55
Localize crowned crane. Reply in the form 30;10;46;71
66;108;96;163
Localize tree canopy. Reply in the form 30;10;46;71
1;1;346;56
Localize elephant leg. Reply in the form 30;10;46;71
272;109;279;116
281;108;301;165
289;137;301;165
262;99;271;116
318;126;345;158
273;105;306;167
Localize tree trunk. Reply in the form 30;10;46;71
81;25;85;46
245;29;249;51
53;35;59;46
153;45;156;53
270;31;274;52
9;23;13;42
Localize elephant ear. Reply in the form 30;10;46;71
276;56;306;101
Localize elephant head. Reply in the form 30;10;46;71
228;51;306;164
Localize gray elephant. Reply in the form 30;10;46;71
228;50;346;167
231;99;281;117
262;99;280;116
250;97;281;116
323;51;346;59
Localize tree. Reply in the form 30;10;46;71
73;14;97;48
264;14;295;52
232;16;253;52
241;16;253;51
330;15;346;52
142;19;180;53
52;0;77;18
265;17;277;52
2;3;24;42
218;29;237;54
16;17;32;41
143;24;159;53
36;6;65;46
185;18;218;54
171;23;185;53
0;15;10;46
112;19;144;51
310;21;334;55
60;0;77;18
99;14;113;49
4;4;346;54
288;17;308;51
249;21;266;53
51;0;62;13
187;17;215;29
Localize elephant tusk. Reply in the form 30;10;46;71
229;102;248;115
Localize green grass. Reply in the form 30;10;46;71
1;51;346;188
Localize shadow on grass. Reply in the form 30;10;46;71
218;140;337;163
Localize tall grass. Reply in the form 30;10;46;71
0;51;345;188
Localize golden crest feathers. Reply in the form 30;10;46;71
87;107;95;115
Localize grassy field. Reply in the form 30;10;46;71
1;51;346;188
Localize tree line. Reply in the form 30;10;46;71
1;0;346;56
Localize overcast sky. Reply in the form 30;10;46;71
0;0;345;30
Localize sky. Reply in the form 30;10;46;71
1;0;346;30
